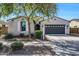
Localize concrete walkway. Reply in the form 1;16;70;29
0;40;52;47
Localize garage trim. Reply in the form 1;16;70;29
43;24;66;39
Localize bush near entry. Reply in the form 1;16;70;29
35;30;42;39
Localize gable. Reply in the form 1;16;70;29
7;16;28;24
41;16;69;25
16;17;27;22
7;16;35;24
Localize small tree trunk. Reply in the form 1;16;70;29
26;16;31;39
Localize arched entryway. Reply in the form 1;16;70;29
35;24;40;30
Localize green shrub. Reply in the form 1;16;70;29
0;42;3;49
4;33;14;39
11;41;24;50
35;30;42;39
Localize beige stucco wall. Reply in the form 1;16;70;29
41;17;70;35
70;21;79;28
8;17;34;36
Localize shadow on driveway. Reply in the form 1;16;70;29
46;36;79;56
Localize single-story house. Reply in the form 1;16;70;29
7;16;70;37
70;19;79;28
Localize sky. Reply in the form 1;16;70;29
57;3;79;20
1;3;79;21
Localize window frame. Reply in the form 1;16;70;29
20;20;26;31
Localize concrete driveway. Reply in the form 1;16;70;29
45;35;79;56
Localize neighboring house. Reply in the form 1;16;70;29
7;16;70;36
0;21;8;35
7;16;35;36
41;16;70;35
70;19;79;28
69;19;79;34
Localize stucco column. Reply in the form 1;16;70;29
43;24;45;40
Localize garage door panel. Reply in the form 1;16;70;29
45;25;65;34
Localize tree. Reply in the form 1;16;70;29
0;3;57;38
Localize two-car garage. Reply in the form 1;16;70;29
41;16;70;39
45;25;65;34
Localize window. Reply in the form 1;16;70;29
20;20;26;31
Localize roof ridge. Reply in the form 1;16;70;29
54;16;69;21
70;19;79;21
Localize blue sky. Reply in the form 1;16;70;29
57;3;79;20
